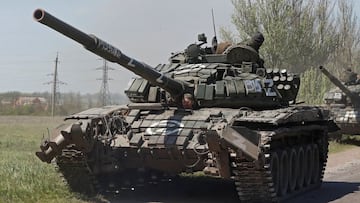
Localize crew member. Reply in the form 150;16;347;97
247;31;265;53
341;68;358;85
182;93;194;109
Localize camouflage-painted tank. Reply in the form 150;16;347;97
34;9;335;202
319;66;360;137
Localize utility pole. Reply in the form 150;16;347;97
97;59;114;106
44;53;66;116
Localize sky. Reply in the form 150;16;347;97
0;0;235;94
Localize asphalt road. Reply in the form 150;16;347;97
100;146;360;203
290;146;360;203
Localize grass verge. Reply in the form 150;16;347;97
0;116;85;203
328;134;360;154
0;115;358;202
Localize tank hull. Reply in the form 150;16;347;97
332;108;360;135
37;104;330;202
320;66;360;136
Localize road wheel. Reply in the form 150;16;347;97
296;146;305;189
312;144;320;184
288;148;297;192
270;151;280;195
304;144;313;186
279;149;289;196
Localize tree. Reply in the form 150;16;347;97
222;0;338;73
221;0;360;104
333;0;360;73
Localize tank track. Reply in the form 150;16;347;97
55;145;172;195
231;129;328;202
55;145;100;195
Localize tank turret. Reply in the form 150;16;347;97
34;9;301;109
319;66;360;107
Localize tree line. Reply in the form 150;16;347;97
221;0;360;104
0;91;128;116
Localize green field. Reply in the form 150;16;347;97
0;116;86;203
0;116;356;202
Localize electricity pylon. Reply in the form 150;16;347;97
44;53;66;116
97;59;114;106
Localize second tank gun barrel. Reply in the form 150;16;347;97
33;9;186;99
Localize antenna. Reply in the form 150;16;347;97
211;8;217;38
211;8;218;53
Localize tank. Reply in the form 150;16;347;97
319;66;360;137
34;9;335;202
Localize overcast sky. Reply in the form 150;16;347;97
1;1;359;95
0;0;234;94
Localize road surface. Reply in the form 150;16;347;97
290;146;360;203
100;146;360;203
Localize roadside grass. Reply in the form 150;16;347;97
0;115;359;202
328;135;360;154
0;116;85;203
328;141;356;154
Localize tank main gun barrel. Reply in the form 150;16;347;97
33;9;186;99
319;66;360;106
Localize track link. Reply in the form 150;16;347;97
232;161;276;202
55;145;173;195
55;145;100;195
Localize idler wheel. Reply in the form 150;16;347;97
270;151;280;195
312;144;320;183
278;149;289;196
304;144;314;186
296;146;305;189
288;148;298;192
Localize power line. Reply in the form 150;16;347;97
44;53;66;116
96;59;114;106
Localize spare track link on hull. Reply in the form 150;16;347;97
231;129;328;203
55;145;100;195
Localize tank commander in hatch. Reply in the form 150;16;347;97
215;32;265;70
246;31;265;53
341;68;358;85
215;32;265;54
245;32;265;69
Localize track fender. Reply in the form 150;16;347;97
222;126;261;160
